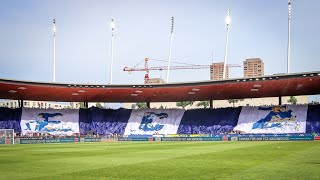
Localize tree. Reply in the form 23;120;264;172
95;102;103;108
136;102;147;109
159;105;164;109
287;96;297;105
196;101;209;108
131;104;136;109
227;99;244;107
176;101;194;109
310;101;320;105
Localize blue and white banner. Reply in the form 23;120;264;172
233;105;308;134
21;108;79;136
124;109;185;135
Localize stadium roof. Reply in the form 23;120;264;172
0;71;320;102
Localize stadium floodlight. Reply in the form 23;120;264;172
166;17;174;83
225;10;231;26
223;9;231;79
110;19;116;29
110;19;115;84
53;19;57;33
287;0;292;74
53;19;56;83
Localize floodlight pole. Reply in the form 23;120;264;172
166;17;174;83
110;19;115;84
223;9;231;80
53;19;56;82
287;0;292;74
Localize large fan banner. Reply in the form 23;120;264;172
21;108;79;136
233;105;308;134
124;109;185;135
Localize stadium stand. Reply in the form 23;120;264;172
0;105;320;136
0;107;21;133
79;108;132;135
306;105;320;133
177;107;241;134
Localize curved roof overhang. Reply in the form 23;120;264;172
0;71;320;102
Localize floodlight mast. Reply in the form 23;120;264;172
166;17;174;83
53;19;56;82
110;19;115;84
287;0;292;74
223;9;231;80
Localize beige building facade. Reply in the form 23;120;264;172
244;58;264;77
123;95;308;109
210;62;229;80
0;96;308;110
0;100;72;109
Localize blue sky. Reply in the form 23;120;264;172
0;0;319;86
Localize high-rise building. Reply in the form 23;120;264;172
243;58;264;77
210;62;229;80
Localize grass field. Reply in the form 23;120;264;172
0;141;320;180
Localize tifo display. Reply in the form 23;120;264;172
0;105;320;144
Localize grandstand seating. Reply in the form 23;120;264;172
306;105;320;133
177;107;241;134
0;107;21;132
79;108;131;135
0;105;320;135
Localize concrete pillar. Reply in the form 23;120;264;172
146;102;151;109
278;96;282;105
18;100;24;108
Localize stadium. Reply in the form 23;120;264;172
1;71;320;179
1;1;320;180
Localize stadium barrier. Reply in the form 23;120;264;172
19;137;80;144
237;135;314;141
116;134;319;142
16;137;104;144
0;138;13;144
161;137;222;141
83;137;102;142
118;137;149;141
314;136;320;141
3;134;319;144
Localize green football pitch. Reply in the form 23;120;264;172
0;141;320;180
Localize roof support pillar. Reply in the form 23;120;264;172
278;96;282;105
84;102;89;108
210;100;213;109
18;100;24;108
146;102;150;109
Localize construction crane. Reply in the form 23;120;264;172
123;58;241;83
